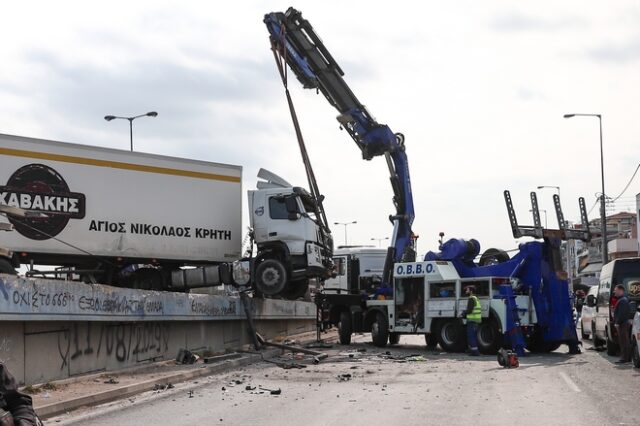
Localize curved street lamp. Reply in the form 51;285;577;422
104;111;158;151
334;221;357;245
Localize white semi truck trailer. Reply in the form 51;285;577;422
0;134;332;298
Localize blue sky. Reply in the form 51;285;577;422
1;1;639;254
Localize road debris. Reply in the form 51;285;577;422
103;378;119;384
153;383;174;392
176;349;199;365
259;386;282;395
337;373;352;382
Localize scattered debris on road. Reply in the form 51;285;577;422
176;349;199;365
259;386;282;395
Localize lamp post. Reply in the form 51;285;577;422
371;237;389;247
529;209;548;228
564;113;607;264
334;221;357;245
104;111;158;151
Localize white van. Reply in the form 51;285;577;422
588;257;640;355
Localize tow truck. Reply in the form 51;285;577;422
264;8;588;355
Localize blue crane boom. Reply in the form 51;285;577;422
264;8;416;284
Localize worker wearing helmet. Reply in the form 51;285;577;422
462;285;482;356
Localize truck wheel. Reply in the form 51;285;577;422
0;259;17;275
632;338;640;368
437;320;466;352
478;248;510;266
131;268;164;290
477;318;502;355
338;311;352;345
255;259;288;296
371;311;389;347
282;280;309;300
580;322;589;340
425;333;438;350
388;333;400;345
592;322;605;348
526;326;561;353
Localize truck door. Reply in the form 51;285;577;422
266;194;306;255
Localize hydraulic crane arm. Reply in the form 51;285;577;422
264;8;416;283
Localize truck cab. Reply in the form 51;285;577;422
323;246;386;294
248;169;333;299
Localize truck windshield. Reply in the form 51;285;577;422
613;260;640;298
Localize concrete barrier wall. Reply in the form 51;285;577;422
0;275;317;385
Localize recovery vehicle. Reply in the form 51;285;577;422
263;7;588;354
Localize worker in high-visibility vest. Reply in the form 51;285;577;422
462;285;482;356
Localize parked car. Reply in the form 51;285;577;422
591;257;640;356
580;286;599;339
632;311;640;368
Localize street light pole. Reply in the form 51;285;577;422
334;221;357;245
529;209;547;228
371;237;389;247
104;111;158;151
564;113;607;264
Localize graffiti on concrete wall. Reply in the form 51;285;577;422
0;337;12;363
57;322;170;369
0;276;243;321
0;275;316;322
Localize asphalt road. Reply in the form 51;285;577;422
54;333;639;426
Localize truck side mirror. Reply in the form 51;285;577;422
586;294;596;307
284;196;298;213
284;196;300;220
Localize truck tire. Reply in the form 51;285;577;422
580;322;589;340
437;320;466;352
388;333;400;345
477;318;502;355
526;326;561;353
371;311;389;347
478;248;510;266
255;259;288;296
633;338;640;368
592;322;605;349
131;268;164;290
282;280;309;301
338;311;352;345
425;333;438;350
0;259;17;275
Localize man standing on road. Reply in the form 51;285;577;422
613;284;632;364
462;286;482;356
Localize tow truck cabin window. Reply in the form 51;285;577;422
269;196;295;219
430;282;456;298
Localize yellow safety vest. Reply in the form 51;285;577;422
468;295;482;323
